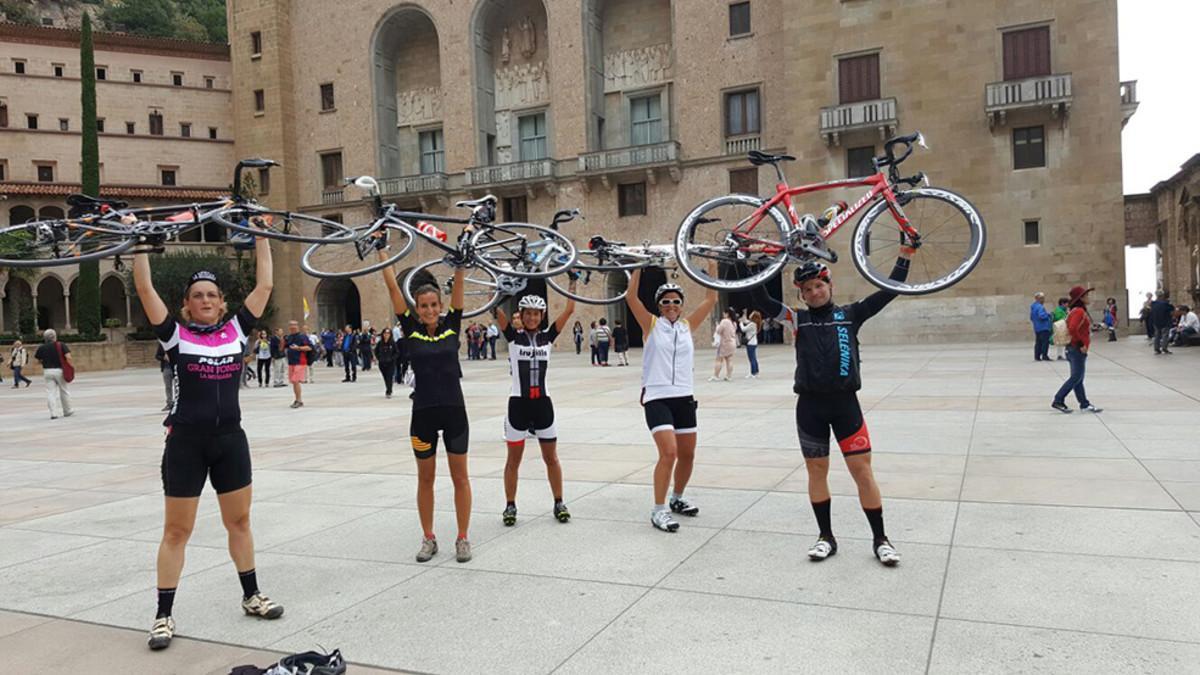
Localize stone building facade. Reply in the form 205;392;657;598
226;0;1137;344
0;23;234;334
1125;154;1200;306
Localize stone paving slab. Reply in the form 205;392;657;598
1;341;1197;673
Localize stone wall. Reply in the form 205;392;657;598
1124;193;1157;247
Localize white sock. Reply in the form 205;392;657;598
652;503;668;513
671;492;683;502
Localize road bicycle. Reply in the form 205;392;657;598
0;159;356;268
674;132;986;295
547;235;678;305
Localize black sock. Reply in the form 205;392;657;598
811;499;833;539
238;569;258;600
864;507;886;546
156;588;176;618
554;497;564;506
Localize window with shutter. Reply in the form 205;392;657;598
838;53;881;104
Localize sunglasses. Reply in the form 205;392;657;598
659;298;683;306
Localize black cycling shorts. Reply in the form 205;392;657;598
504;396;556;443
162;425;252;498
795;392;872;459
411;405;469;459
643;396;698;434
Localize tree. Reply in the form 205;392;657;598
126;251;274;329
76;13;102;338
101;0;178;38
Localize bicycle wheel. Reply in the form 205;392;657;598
547;254;632;305
301;221;415;279
0;219;136;268
675;194;791;291
470;222;578;279
402;259;504;319
211;205;357;243
851;187;986;295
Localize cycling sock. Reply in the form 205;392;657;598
423;531;436;540
506;501;516;509
652;503;668;513
554;497;563;505
670;492;683;501
863;507;886;546
811;499;833;539
238;569;258;600
156;588;176;618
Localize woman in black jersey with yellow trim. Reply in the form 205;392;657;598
378;250;474;563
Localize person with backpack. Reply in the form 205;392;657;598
1150;291;1175;355
9;339;32;388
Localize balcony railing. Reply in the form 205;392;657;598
984;73;1072;127
378;173;448;197
577;140;681;174
1120;80;1139;128
724;135;761;156
464;159;556;187
819;98;898;146
320;188;344;205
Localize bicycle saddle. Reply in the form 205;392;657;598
455;195;497;210
747;151;795;166
66;194;128;211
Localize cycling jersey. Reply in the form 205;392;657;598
397;308;464;409
756;258;908;393
155;307;257;427
641;316;694;402
502;323;560;399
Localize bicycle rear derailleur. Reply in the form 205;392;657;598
786;215;838;264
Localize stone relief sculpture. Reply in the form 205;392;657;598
500;27;511;65
604;43;672;92
494;61;549;110
396;87;443;127
519;16;537;58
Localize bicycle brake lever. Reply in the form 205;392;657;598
916;133;928;150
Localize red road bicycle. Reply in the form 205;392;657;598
674;132;986;295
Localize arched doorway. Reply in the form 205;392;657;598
373;6;442;179
316;278;361;330
8;205;35;225
36;275;67;330
38;205;65;220
3;277;34;333
100;275;128;325
501;276;548;329
720;261;783;321
471;0;550;165
624;265;666;347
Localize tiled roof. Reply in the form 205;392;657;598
1;182;227;201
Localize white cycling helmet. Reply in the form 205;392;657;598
517;295;547;311
654;283;685;304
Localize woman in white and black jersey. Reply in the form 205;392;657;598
625;264;717;532
129;215;281;652
493;279;577;526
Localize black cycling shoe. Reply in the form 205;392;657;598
554;502;571;523
502;504;517;526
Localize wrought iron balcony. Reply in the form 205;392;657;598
819;98;898;146
985;73;1072;128
576;141;682;189
1120;80;1139;128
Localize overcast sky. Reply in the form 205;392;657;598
1119;0;1199;194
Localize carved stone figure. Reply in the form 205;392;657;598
500;27;511;64
494;62;549;109
396;87;443;126
604;43;672;93
519;16;536;58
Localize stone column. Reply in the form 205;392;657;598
63;289;72;331
125;294;133;327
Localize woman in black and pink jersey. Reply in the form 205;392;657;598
129;215;282;652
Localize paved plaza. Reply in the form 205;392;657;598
1;338;1198;673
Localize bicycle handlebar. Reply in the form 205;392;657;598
876;132;924;169
233;158;279;201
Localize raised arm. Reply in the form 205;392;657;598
851;246;914;325
378;247;407;316
685;261;719;330
133;251;169;326
552;279;577;334
450;265;465;311
495;307;510;333
625;268;653;336
242;217;274;318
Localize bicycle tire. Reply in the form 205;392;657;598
402;259;504;319
547;259;631;306
470;222;578;279
851;187;986;295
674;194;791;291
211;205;357;243
0;219;137;268
300;221;416;279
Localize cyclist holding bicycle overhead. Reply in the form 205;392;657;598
750;241;917;566
493;280;577;527
128;214;283;651
626;263;718;533
378;248;475;564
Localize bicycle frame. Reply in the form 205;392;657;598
738;171;919;253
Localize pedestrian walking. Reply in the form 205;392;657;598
486;321;499;360
340;325;358;381
1151;291;1174;354
1052;286;1103;414
740;310;761;377
9;340;32;388
34;329;74;419
612;319;630;366
1140;292;1154;339
376;328;399;398
253;330;271;386
588;321;599;365
572;320;584;355
304;324;319;383
595;318;612;366
320;327;336;367
358;328;374;371
285;320;312;408
156;343;175;411
1103;298;1118;342
709;308;737;380
1029;292;1052;361
626;264;718;533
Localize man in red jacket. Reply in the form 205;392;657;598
1052;286;1103;413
